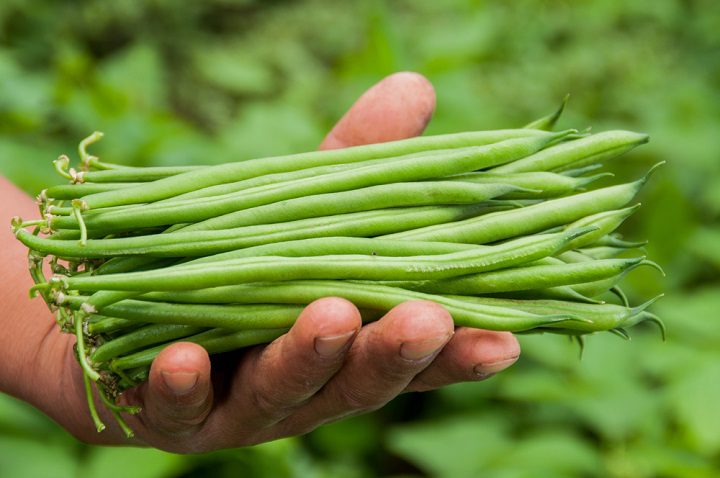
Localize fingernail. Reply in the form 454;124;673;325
474;356;520;375
162;371;198;395
315;330;356;357
400;333;452;361
473;371;495;381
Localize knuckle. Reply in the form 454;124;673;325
334;385;384;413
374;358;422;383
249;387;291;420
405;377;438;393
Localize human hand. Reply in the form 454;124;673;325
0;72;521;452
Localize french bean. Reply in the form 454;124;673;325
56;133;570;231
91;324;207;363
373;257;645;295
38;229;592;293
491;130;649;174
80;129;556;209
21;204;506;259
447;171;612;199
111;328;289;371
381;178;646;244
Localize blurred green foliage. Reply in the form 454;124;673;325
1;0;719;476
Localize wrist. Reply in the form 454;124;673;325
0;177;121;443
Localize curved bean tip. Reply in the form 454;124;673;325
626;255;647;268
577;171;615;187
609;328;631;341
636;132;650;144
610;286;630;307
622;203;643;216
565;225;600;242
641;161;666;184
638;312;666;341
640;259;666;277
632;294;665;315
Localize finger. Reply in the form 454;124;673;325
319;71;436;150
137;342;213;437
214;297;361;432
405;328;521;392
279;300;453;434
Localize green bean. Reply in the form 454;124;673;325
61;297;307;329
94;258;177;275
134;281;581;331
141;279;560;315
39;228;592;293
561;205;641;250
80;129;556;209
487;287;599;303
44;183;141;201
87;315;138;334
111;328;289;370
446;171;612;198
24;204;507;259
447;294;662;333
573;262;663;299
381;177;646;244
180;237;478;267
373;257;645;295
578;246;631;260
572;277;625;298
89;237;479;300
91;324;207;363
56;133;570;231
80;166;201;183
591;234;648;248
491;130;648;174
559;164;605;178
160;148;456;204
179;181;522;232
557;250;593;263
49;203;149;217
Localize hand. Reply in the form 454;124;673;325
0;72;520;452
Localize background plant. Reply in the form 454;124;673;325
1;0;718;476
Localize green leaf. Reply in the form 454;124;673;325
0;436;78;478
80;447;184;478
193;44;277;96
387;414;510;478
688;227;720;270
668;360;720;455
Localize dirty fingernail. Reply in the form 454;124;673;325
400;333;452;361
315;330;356;357
474;356;520;375
162;371;199;395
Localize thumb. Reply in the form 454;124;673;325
320;71;436;150
141;342;213;435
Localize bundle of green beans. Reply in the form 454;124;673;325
12;104;664;437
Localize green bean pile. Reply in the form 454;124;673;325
12;105;664;436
